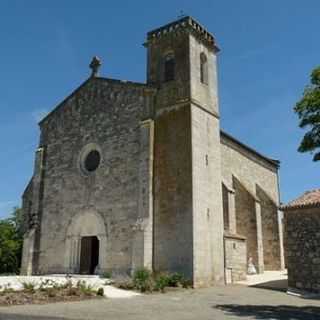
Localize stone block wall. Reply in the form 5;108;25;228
224;233;247;283
131;119;154;271
146;31;190;113
233;177;258;267
256;185;281;270
285;207;320;293
191;104;224;286
220;133;280;203
25;77;153;275
189;35;219;116
153;105;193;279
220;133;284;272
148;21;224;286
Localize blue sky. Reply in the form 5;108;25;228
0;1;319;218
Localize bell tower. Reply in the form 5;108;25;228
145;16;224;287
146;16;220;116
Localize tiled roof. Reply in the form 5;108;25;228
281;189;320;210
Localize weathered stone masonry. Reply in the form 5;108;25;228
282;190;320;293
285;207;320;292
221;132;284;275
21;16;284;287
22;78;154;275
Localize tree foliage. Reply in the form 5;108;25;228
294;66;320;161
0;207;23;274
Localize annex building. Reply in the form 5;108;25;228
21;16;284;287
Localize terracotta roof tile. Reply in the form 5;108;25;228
281;189;320;210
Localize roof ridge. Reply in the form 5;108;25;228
304;188;320;194
39;77;153;125
220;130;280;168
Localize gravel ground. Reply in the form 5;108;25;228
1;284;320;320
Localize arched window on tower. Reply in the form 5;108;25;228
200;52;208;85
164;53;175;82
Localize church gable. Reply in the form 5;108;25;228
39;77;153;145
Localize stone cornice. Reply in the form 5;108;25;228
39;77;152;127
145;16;220;53
221;130;280;170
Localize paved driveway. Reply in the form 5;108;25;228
1;284;320;320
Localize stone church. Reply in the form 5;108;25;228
21;16;284;287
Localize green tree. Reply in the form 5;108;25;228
294;66;320;161
9;207;24;237
0;207;23;274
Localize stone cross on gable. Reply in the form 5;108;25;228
89;56;102;77
178;10;187;19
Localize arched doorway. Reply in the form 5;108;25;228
80;236;99;274
65;210;107;274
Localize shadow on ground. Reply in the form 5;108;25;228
215;304;320;320
251;279;288;292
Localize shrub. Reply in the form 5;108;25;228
1;283;13;294
97;288;104;296
46;288;57;298
133;268;153;292
167;273;184;287
62;280;73;290
52;281;63;290
22;281;35;293
2;287;14;294
101;272;111;279
67;287;79;296
180;278;192;288
154;274;169;293
114;270;192;293
39;279;57;291
76;281;95;296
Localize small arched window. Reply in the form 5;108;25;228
200;52;208;85
164;53;175;82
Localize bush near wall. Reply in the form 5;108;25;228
0;207;23;274
115;268;192;293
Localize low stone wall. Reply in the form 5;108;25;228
284;206;320;293
224;233;247;283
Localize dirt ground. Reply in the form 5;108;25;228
1;282;320;320
0;275;140;299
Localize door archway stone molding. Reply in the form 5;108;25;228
65;209;107;274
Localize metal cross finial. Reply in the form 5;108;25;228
178;10;186;19
89;56;102;77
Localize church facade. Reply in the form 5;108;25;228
21;16;284;287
